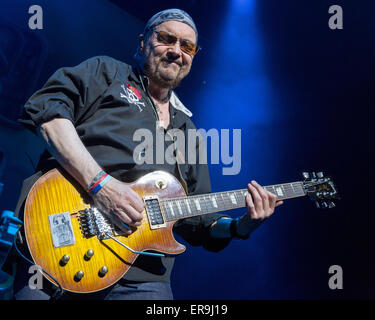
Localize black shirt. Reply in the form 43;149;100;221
19;56;231;282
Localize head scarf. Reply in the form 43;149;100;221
143;8;198;40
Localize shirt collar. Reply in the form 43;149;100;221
170;91;192;118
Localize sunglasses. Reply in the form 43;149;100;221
154;30;201;56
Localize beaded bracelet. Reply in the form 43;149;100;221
87;170;106;190
87;171;112;196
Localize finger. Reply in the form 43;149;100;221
250;181;268;215
275;200;283;207
110;214;134;235
245;193;257;219
267;190;277;209
125;188;145;212
128;191;146;213
121;205;144;226
263;191;277;218
251;181;269;204
112;208;134;226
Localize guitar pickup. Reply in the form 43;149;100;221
144;196;166;230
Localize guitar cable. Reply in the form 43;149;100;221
13;233;65;300
103;232;165;257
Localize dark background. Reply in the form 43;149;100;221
0;0;373;299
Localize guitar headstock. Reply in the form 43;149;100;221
302;171;340;209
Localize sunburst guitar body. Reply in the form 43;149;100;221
24;169;186;294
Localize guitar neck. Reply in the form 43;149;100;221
161;181;306;222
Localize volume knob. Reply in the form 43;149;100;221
60;254;70;266
84;249;94;260
99;266;108;277
74;270;84;281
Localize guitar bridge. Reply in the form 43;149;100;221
144;196;166;229
78;208;114;239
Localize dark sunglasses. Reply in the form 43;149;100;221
154;30;201;56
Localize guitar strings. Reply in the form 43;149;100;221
161;182;306;220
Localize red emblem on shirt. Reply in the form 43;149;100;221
126;82;142;99
120;82;145;112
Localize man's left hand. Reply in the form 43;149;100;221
236;180;283;237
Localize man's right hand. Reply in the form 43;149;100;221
91;178;145;235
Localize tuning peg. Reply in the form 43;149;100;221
329;192;337;198
315;201;320;209
317;172;324;178
320;202;328;209
328;201;336;208
302;172;310;180
311;172;317;179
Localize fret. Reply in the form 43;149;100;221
265;185;276;196
206;195;215;212
201;195;210;214
180;199;189;218
286;183;297;197
291;183;297;196
187;197;196;214
223;191;236;209
281;184;290;198
217;192;227;210
199;195;206;213
234;190;245;207
293;182;305;197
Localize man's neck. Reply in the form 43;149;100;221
147;80;171;104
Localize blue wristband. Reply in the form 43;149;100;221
89;174;112;195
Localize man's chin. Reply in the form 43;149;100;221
159;66;179;79
145;63;186;89
155;71;183;89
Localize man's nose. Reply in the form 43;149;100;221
168;41;183;56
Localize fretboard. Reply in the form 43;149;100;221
161;181;306;222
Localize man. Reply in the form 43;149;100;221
11;9;282;300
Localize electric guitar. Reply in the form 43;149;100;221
23;168;339;293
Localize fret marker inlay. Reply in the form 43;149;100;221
211;196;218;208
176;201;182;215
194;199;201;211
169;202;174;216
275;187;284;197
230;194;237;205
185;199;191;214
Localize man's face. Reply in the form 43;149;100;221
142;20;197;89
